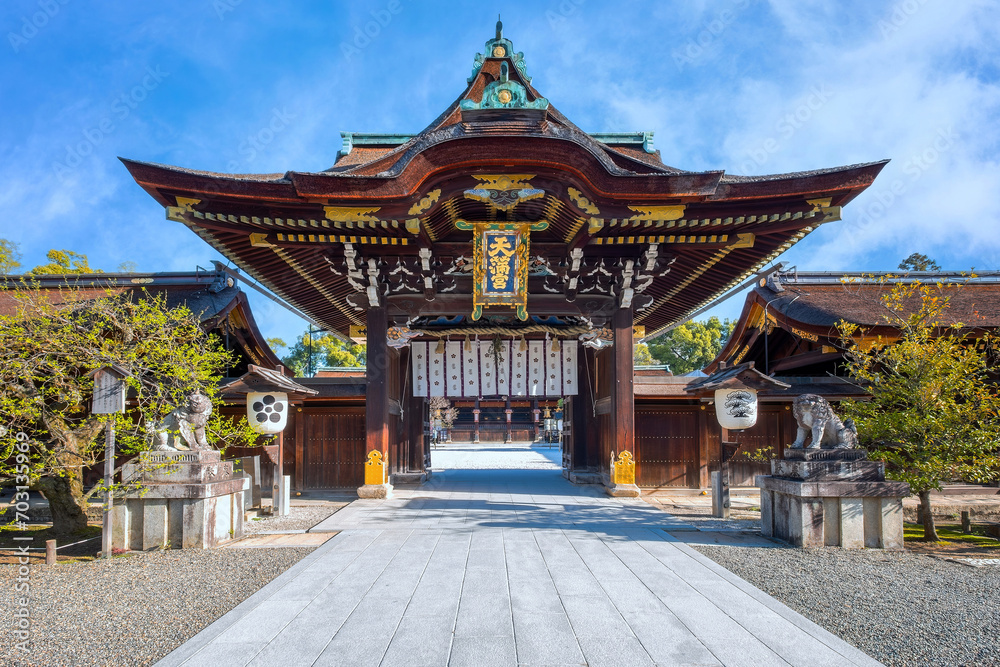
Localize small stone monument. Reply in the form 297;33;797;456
757;394;910;549
111;396;248;550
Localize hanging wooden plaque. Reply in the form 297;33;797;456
457;219;548;321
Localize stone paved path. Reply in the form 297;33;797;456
156;444;882;666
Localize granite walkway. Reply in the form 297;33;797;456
156;444;882;667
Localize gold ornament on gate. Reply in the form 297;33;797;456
365;450;386;486
612;451;636;486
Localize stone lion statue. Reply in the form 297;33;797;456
789;394;858;449
148;392;214;452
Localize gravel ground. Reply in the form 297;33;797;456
242;502;348;535
0;547;313;666
693;544;1000;667
645;495;763;531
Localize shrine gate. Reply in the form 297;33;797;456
124;22;884;497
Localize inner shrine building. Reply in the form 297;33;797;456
123;22;885;497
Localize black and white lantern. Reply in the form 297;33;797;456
714;388;758;430
247;392;288;434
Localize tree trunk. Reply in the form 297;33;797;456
918;489;939;541
36;473;89;534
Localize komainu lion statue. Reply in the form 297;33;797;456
789;394;858;449
148;392;214;452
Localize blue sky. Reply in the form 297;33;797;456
2;0;999;348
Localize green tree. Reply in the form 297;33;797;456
898;253;941;272
0;285;259;533
30;249;101;275
837;278;1000;541
281;330;365;376
646;317;734;375
0;239;23;274
633;343;658;366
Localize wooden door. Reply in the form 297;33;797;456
635;406;700;487
301;408;366;488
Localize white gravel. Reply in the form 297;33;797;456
0;547;313;667
242;502;348;535
693;544;1000;667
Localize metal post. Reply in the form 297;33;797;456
102;420;114;559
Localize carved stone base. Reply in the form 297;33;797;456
605;483;641;498
357;483;394;499
112;451;247;550
758;448;909;549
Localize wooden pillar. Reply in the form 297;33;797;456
359;306;392;498
294;405;305;490
406;389;424;475
607;308;639;496
574;346;598;476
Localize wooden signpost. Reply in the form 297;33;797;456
89;365;128;560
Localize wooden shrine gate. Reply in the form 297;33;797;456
126;23;883;498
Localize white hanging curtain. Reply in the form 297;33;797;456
410;339;578;397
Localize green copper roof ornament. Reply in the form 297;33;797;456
468;16;532;84
461;61;549;111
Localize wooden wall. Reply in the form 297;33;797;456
635;404;704;487
631;402;796;489
290;407;366;488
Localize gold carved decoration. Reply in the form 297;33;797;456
472;174;535;190
567;188;599;215
175;197;201;212
404;219;421;235
465;175;544;212
733;345;750;364
364;450;386;486
611;451;636;486
166;197;201;222
588;217;604;234
728;233;755;249
249;233;273;248
324;206;381;223
628;205;686;221
791;327;819;342
492;45;506;57
498;90;512;104
807;197;832;212
349;325;367;342
407;189;441;216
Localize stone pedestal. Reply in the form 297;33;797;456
605;483;641;498
111;451;248;551
758;449;909;549
357;483;394;499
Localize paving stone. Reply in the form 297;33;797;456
156;447;883;667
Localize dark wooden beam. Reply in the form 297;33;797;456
770;350;843;373
610;308;635;458
365;306;389;465
386;293;616;318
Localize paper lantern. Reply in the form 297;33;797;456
714;388;758;430
247;392;288;434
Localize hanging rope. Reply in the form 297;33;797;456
410;324;591;338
